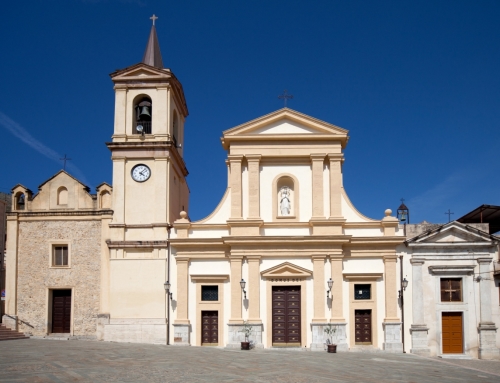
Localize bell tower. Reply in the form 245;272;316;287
107;16;189;240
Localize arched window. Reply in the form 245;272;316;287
100;191;111;209
172;110;179;147
15;192;25;210
57;187;68;205
134;96;152;134
277;176;295;217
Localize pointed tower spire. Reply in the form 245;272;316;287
142;15;164;68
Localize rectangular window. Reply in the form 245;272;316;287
440;278;462;302
201;286;218;301
53;246;68;267
354;284;371;300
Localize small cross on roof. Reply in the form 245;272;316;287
150;14;158;26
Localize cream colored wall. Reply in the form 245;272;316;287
30;172;94;211
261;227;310;236
260;165;312;222
344;228;384;237
109;259;166;318
343;258;384;274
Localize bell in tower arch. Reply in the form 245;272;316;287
135;100;152;121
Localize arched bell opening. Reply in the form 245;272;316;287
134;96;152;134
14;192;25;210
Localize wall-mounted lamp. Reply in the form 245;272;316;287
164;280;173;300
398;277;408;299
240;279;247;299
326;278;334;298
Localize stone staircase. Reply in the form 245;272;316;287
0;324;29;341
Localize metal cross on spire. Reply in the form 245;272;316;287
278;90;293;107
150;14;158;26
445;209;454;222
60;154;72;171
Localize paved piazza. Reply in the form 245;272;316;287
0;340;499;382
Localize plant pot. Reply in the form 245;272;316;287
327;344;337;353
241;341;250;350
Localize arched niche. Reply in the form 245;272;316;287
57;187;68;205
133;94;152;134
100;190;111;209
272;173;300;221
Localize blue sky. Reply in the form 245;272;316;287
1;1;499;224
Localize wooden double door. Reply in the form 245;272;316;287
52;290;71;333
202;311;218;345
355;309;372;344
272;286;301;346
442;312;463;353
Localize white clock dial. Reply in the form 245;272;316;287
131;164;151;182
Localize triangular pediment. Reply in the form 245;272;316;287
37;170;90;192
409;222;494;245
110;63;172;81
261;262;312;279
224;108;348;137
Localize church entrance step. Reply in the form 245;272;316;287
0;325;29;341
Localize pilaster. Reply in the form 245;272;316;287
4;215;19;323
228;155;243;219
409;258;430;356
383;254;399;323
477;258;500;359
229;256;244;324
329;253;345;322
247;256;262;323
328;154;343;218
312;255;327;322
174;258;190;325
246;155;261;219
310;154;325;218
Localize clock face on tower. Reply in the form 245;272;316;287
131;164;151;182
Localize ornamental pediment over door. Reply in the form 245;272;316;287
261;262;312;279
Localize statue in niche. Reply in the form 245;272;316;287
279;186;291;216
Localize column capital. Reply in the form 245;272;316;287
245;154;262;162
383;254;398;262
410;258;425;265
327;153;344;161
227;155;244;162
228;255;244;260
246;255;261;261
310;153;326;161
477;257;493;265
311;255;327;260
176;257;190;263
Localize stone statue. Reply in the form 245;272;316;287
279;186;291;216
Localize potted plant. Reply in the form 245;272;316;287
324;323;338;353
240;321;253;350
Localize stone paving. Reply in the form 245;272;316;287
0;340;499;382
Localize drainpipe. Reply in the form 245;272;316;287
166;224;173;345
399;255;405;353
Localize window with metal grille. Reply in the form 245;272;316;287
440;278;462;302
53;246;68;267
201;286;218;301
354;284;371;300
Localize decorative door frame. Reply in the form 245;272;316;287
191;275;228;347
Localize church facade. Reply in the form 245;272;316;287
3;22;499;357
